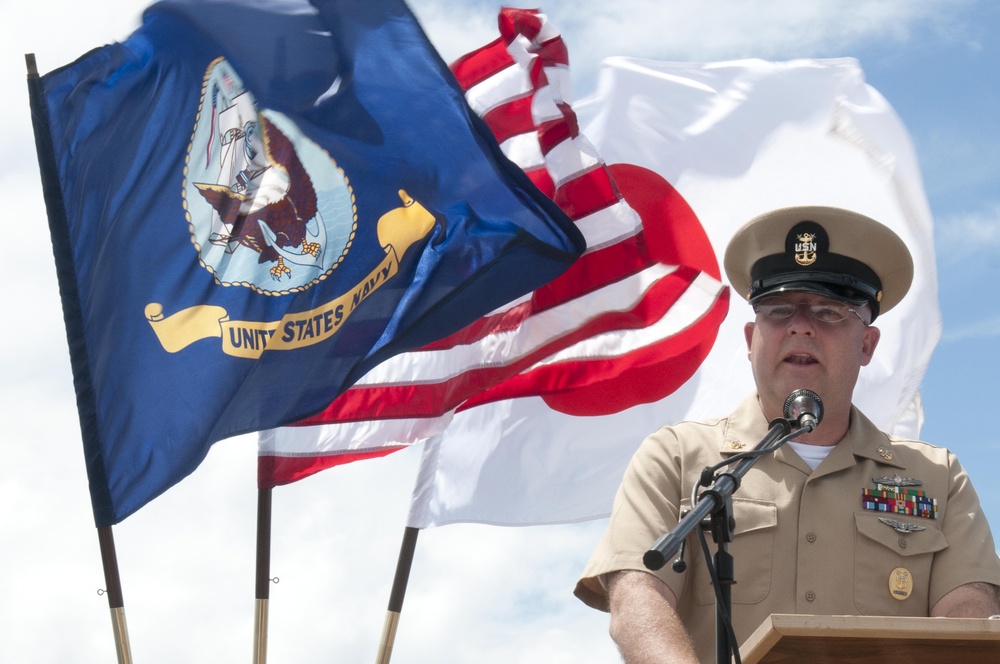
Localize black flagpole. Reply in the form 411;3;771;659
97;526;134;663
375;526;420;664
254;487;274;664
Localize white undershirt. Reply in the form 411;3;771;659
787;441;835;470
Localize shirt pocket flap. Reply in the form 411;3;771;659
685;497;777;606
854;512;948;556
733;498;777;535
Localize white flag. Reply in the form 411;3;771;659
407;56;940;528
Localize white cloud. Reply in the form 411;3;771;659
941;315;1000;342
935;202;1000;265
410;0;976;96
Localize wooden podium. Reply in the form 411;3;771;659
739;614;1000;663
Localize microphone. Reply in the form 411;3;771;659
783;389;823;432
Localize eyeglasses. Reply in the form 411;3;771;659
753;297;868;325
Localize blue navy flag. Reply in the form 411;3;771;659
29;0;584;526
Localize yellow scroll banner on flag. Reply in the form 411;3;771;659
146;191;434;359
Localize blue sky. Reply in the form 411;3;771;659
2;1;998;661
846;5;1000;522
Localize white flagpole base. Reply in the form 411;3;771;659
110;606;133;664
375;610;401;664
253;598;269;664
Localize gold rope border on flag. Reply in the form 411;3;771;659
145;191;434;359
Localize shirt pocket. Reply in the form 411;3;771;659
853;512;948;615
691;498;777;606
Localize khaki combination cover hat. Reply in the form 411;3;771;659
724;206;914;322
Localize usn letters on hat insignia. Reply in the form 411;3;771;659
793;231;818;266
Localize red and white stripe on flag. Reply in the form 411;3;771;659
257;8;729;487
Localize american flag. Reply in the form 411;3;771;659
258;8;728;487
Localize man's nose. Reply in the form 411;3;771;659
786;305;817;333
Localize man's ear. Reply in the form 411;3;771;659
744;322;755;356
860;325;881;366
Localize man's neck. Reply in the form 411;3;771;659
791;418;849;446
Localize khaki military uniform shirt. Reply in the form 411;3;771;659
575;394;1000;663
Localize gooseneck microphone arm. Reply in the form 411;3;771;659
642;389;823;664
642;416;791;571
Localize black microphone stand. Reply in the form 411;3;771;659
643;417;806;664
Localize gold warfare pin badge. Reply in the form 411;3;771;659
889;567;913;601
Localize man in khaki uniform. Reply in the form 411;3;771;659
575;206;1000;663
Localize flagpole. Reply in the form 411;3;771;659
375;526;419;664
254;487;273;664
26;52;134;664
97;526;134;664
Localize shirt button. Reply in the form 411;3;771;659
806;532;817;543
806;591;816;602
898;538;908;549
